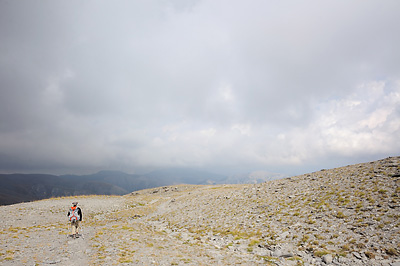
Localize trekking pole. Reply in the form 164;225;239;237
80;220;85;240
67;221;70;239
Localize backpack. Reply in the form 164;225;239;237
69;206;80;222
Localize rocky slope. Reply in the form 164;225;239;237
0;156;399;265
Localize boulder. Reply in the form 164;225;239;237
322;254;333;264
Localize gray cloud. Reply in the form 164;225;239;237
0;0;399;175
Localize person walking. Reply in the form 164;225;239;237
67;201;82;238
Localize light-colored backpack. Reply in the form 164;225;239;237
69;207;80;222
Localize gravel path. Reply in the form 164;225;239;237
0;196;126;265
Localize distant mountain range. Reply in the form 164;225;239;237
0;168;283;205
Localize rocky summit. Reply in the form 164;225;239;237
1;156;399;265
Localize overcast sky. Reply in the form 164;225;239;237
0;0;399;176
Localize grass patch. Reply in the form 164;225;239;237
314;250;329;257
335;211;346;219
248;239;260;247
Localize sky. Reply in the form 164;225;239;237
0;0;399;176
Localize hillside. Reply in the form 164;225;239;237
0;156;399;265
0;173;129;205
1;168;263;206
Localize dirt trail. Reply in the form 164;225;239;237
0;196;126;265
85;186;251;265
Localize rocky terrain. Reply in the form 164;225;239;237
1;156;399;265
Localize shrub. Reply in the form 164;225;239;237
306;219;316;224
335;211;346;219
365;251;375;259
386;248;398;256
378;189;387;194
341;244;351;252
301;235;310;243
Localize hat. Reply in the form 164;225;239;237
72;202;78;206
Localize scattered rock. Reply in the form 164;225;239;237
322;254;333;264
1;156;399;265
352;251;362;260
272;249;282;257
43;259;61;264
280;252;294;258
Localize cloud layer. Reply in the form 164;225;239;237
0;0;399;175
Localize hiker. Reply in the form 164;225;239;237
67;201;82;238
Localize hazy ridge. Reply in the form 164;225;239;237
0;168;281;205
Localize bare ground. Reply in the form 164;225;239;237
1;156;400;265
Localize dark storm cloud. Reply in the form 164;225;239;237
0;0;399;175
